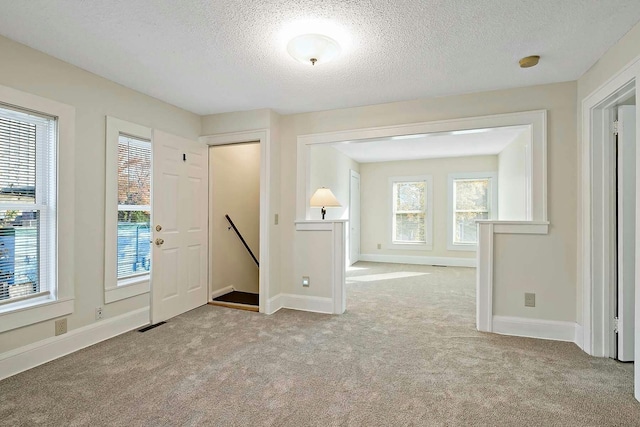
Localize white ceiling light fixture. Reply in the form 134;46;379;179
287;34;341;66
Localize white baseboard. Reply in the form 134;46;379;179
359;254;476;268
492;315;577;342
574;323;584;349
210;286;234;300
267;293;333;315
0;307;149;381
266;294;283;315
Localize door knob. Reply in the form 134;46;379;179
155;238;165;246
155;225;162;232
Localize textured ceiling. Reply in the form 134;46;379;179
330;126;528;163
0;1;639;115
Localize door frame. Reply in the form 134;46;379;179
200;129;271;314
580;53;640;399
349;169;361;265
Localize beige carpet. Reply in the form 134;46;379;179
1;262;639;426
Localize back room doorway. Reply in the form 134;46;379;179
208;142;261;311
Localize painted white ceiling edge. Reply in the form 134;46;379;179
329;126;529;163
0;1;639;115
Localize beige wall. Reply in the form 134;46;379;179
279;81;577;322
575;21;640;325
360;155;498;259
309;145;360;221
497;132;528;220
0;35;201;353
209;143;260;294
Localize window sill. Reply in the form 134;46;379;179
105;275;150;304
0;296;74;333
447;242;478;252
388;242;433;251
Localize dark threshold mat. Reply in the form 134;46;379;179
213;291;259;306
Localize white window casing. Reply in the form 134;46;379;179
104;117;152;304
0;84;75;333
447;172;498;251
388;175;433;250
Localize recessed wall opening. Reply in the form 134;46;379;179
208;142;261;312
306;123;535;314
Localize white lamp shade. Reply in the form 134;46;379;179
287;34;341;65
310;187;341;207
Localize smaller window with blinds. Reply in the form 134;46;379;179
390;175;433;248
0;105;57;305
448;172;497;249
117;135;151;281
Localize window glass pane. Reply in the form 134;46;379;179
0;115;36;203
118;136;151;206
395;213;425;242
395;182;425;211
454;211;488;244
117;210;151;279
455;179;489;211
0;209;39;301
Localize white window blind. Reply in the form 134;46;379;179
453;178;490;244
117;135;151;280
0;104;56;304
392;181;426;243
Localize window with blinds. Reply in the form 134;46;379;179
0;105;57;305
392;181;427;243
117;135;151;280
452;178;491;245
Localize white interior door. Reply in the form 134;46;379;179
349;170;361;265
151;130;208;323
617;105;636;361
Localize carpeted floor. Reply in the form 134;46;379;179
1;262;639;426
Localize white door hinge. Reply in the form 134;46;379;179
613;120;620;135
614;317;619;333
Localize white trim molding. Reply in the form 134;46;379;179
580;53;640;359
359;254;476;267
200;129;271;314
492;316;578;343
0;307;149;381
275;293;334;314
296;110;547;222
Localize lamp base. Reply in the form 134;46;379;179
321;207;326;220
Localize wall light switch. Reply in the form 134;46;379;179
377;243;382;249
302;276;310;287
274;214;279;225
525;293;536;307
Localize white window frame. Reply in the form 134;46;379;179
447;172;498;251
0;85;75;333
104;117;152;303
388;175;433;250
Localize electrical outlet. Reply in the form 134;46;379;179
302;276;310;287
55;318;67;336
95;306;103;320
525;293;536;307
377;243;382;249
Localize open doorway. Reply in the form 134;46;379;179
208;142;261;312
613;99;636;361
308;125;532;272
